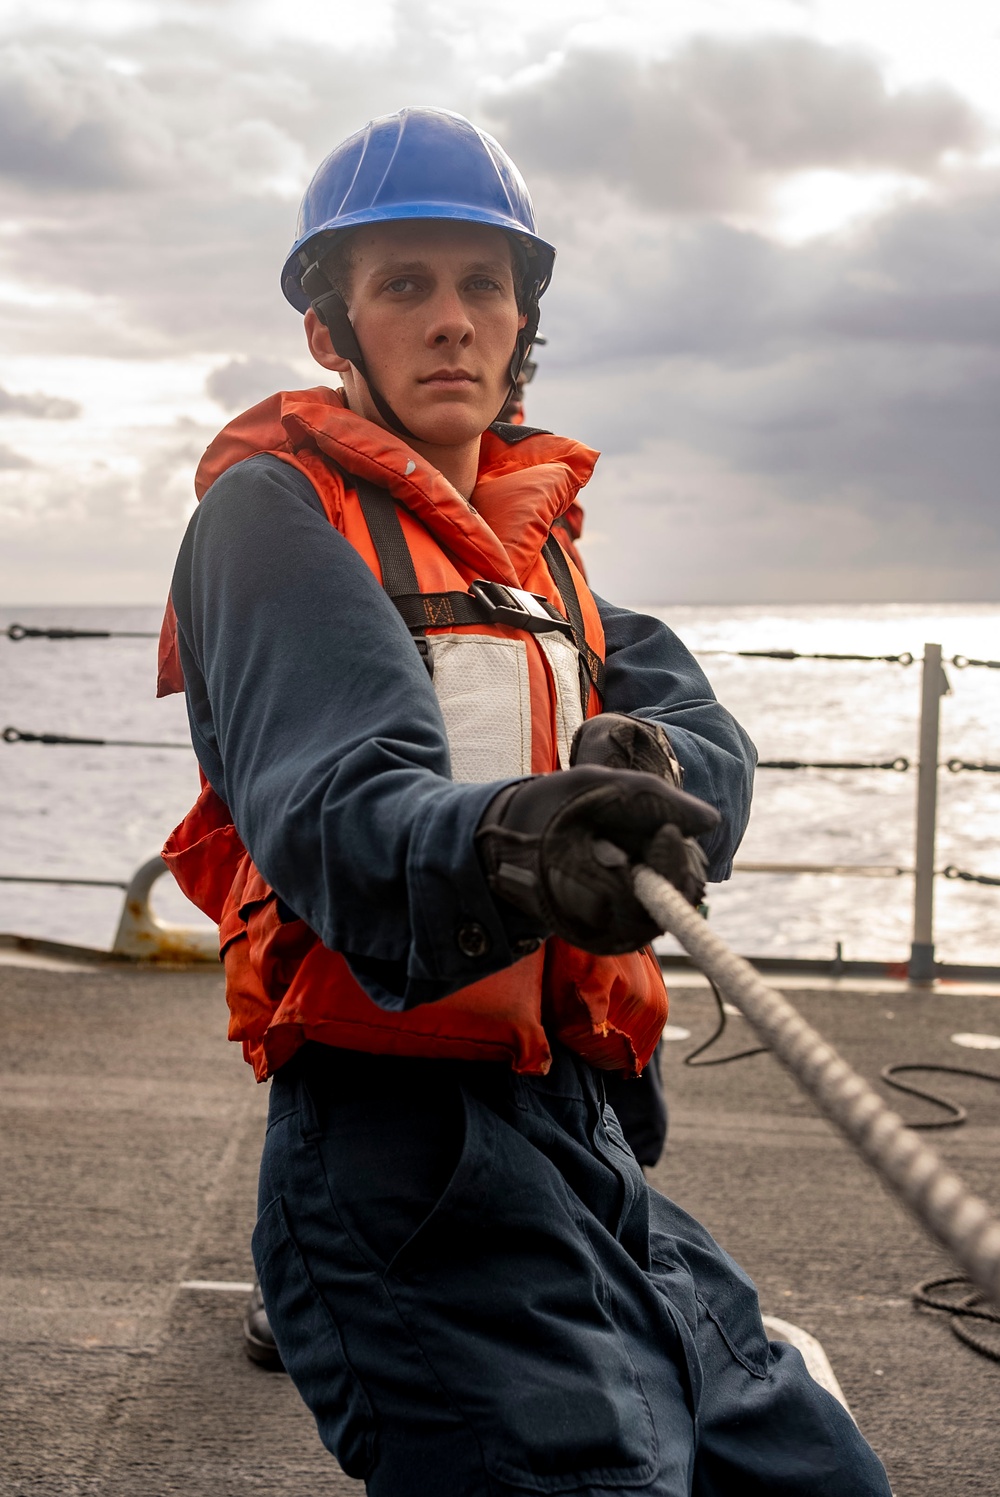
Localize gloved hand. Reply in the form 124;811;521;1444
570;713;684;785
475;765;719;955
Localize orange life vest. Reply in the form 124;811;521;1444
159;387;667;1081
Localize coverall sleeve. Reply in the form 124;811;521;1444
170;454;540;1012
593;594;756;881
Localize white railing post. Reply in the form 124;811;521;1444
909;643;949;984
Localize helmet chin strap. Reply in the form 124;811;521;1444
301;255;542;445
497;280;542;427
301;258;422;442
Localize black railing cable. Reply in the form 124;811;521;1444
946;759;1000;775
5;623;158;641
2;729;914;771
0;873;127;888
3;726;189;750
7;635;994;669
952;655;1000;671
696;648;915;665
943;865;1000;889
2;629;921;663
758;756;909;772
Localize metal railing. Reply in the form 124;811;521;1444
675;641;1000;984
3;628;998;979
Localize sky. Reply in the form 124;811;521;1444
1;0;999;605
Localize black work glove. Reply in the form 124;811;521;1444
475;765;720;956
570;713;684;785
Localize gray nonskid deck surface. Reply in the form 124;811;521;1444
1;964;356;1497
2;965;999;1495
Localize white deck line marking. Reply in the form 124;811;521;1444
179;1280;254;1293
951;1032;1000;1050
661;1024;691;1042
762;1314;854;1419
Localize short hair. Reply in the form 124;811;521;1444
315;227;530;310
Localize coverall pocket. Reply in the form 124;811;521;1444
312;1084;467;1273
382;1095;660;1492
649;1196;771;1380
252;1193;377;1480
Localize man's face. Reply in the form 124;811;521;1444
340;219;526;446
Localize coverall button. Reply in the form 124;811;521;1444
457;921;491;958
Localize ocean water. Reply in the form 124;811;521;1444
2;601;999;967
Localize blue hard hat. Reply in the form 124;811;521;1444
281;106;555;312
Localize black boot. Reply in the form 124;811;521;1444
243;1277;284;1370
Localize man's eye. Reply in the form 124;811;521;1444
468;277;502;292
385;277;417;293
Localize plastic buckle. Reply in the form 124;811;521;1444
469;581;574;637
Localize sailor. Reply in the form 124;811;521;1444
160;107;891;1496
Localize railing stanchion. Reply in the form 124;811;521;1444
910;643;948;984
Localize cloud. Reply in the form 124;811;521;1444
0;10;997;603
487;34;985;215
205;355;314;409
0;422;211;602
0;443;36;470
0;30;379;360
522;163;1000;603
0;42;174;191
0;384;81;418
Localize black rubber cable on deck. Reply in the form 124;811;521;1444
675;959;1000;1359
878;1062;1000;1129
879;1063;1000;1360
912;1275;1000;1362
876;1061;1000;1359
683;979;769;1068
684;1016;1000;1361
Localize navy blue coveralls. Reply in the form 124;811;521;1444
171;454;891;1497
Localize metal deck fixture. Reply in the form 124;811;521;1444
111;855;217;963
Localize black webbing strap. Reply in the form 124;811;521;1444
353;476;420;596
353;476;434;673
351;470;605;708
542;535;606;710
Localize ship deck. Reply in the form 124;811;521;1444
3;956;999;1495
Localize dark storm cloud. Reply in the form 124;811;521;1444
0;42;174;190
524;163;1000;602
543;173;1000;367
0;384;81;418
205;355;308;408
487;34;983;213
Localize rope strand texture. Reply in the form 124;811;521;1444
634;866;1000;1308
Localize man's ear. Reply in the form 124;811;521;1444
304;308;353;374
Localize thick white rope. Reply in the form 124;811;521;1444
634;866;1000;1308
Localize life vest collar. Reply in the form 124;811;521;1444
194;386;598;590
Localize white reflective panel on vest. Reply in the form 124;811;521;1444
538;632;586;769
429;634;533;783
